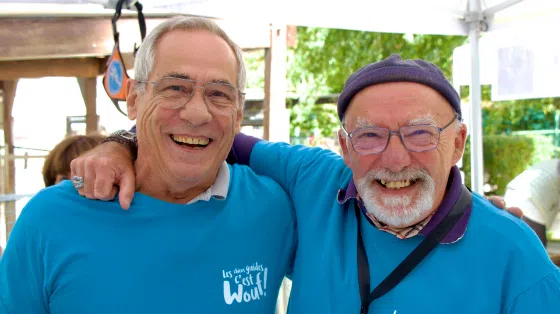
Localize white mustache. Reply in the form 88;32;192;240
364;168;431;182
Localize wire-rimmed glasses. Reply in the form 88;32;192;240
138;77;244;116
341;114;459;155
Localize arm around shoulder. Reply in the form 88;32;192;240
70;130;137;208
249;140;348;198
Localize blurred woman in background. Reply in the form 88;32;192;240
42;135;105;187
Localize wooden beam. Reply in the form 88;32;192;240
1;80;18;246
78;78;99;135
0;53;137;80
0;58;107;79
0;17;163;60
0;16;281;61
263;25;289;142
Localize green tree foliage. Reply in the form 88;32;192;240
286;27;467;137
244;50;266;90
290;103;339;137
483;98;560;134
462;135;535;195
289;28;466;93
460;85;560;135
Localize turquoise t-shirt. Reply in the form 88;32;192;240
0;164;296;314
249;141;560;314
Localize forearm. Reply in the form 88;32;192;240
249;141;347;198
230;133;261;165
103;129;138;161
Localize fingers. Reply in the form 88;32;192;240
82;161;97;199
487;196;506;209
118;168;136;210
486;195;523;219
72;156;114;200
110;186;119;200
69;142;135;206
506;207;524;219
70;157;87;197
93;163;119;201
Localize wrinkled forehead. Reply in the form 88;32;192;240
152;30;238;84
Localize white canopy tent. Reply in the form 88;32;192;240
129;0;560;194
453;19;560;102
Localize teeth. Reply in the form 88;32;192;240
172;135;210;146
381;180;411;189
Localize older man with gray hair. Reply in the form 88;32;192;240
0;16;297;314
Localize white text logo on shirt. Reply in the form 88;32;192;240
222;262;268;304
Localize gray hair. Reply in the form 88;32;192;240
454;120;462;132
134;16;247;95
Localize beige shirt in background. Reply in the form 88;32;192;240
504;159;560;228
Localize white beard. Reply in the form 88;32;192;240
356;168;436;228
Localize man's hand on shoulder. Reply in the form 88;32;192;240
70;141;136;210
487;195;523;219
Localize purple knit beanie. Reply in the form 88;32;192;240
337;54;461;121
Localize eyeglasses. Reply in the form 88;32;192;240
341;114;459;155
138;77;245;116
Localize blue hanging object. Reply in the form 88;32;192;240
102;0;146;116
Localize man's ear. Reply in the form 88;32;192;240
338;129;352;168
126;80;139;121
452;122;468;165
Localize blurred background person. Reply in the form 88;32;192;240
42;134;105;187
504;159;560;249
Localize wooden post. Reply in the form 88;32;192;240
263;24;289;142
0;79;18;248
78;77;99;135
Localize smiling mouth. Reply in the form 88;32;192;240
170;134;212;150
376;179;419;190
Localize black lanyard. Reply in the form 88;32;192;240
355;185;472;314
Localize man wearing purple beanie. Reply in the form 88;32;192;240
71;54;559;313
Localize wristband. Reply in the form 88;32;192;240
102;130;139;161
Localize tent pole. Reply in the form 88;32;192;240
468;0;484;195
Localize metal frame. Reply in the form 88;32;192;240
463;0;528;194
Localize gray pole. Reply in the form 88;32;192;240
468;0;485;194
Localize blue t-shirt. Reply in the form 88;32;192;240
0;165;296;314
248;141;560;314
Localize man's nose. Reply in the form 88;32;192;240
179;88;212;125
379;134;412;173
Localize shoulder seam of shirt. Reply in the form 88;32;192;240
505;268;560;312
